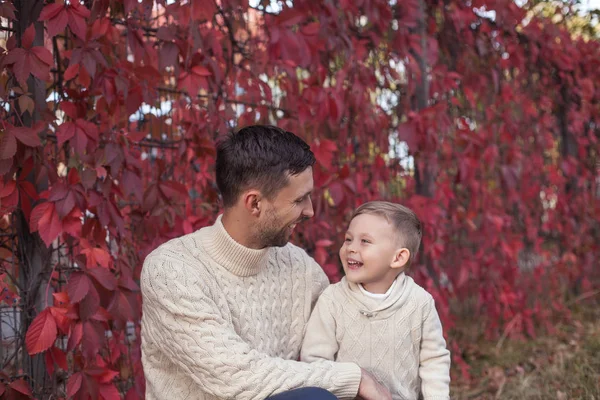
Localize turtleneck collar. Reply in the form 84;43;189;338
196;214;271;277
343;273;413;319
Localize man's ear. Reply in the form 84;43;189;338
242;189;262;216
391;248;410;270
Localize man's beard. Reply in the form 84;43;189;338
256;210;305;248
257;225;290;248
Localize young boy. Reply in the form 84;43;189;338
301;201;450;400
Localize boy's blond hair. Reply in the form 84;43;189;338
351;201;422;266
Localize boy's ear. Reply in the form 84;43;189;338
391;248;410;270
242;189;262;217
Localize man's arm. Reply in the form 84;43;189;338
419;297;451;400
141;254;361;400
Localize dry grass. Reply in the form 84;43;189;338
451;305;600;400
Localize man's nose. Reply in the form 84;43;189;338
303;197;314;219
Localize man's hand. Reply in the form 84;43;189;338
356;368;392;400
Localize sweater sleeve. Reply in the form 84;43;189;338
141;254;362;400
419;297;451;400
300;289;339;363
305;252;330;308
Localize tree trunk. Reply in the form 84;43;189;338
13;0;51;395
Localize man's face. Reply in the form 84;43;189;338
256;167;314;248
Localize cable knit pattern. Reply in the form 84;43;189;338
140;215;362;400
301;274;451;400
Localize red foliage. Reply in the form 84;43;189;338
0;0;598;396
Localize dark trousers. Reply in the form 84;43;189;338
266;387;338;399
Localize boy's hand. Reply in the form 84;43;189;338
357;368;392;400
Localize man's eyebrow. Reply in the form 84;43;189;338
295;190;312;201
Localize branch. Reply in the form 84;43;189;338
248;5;279;16
155;86;295;115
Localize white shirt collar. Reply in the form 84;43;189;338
358;277;398;300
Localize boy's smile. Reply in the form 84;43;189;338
346;257;363;270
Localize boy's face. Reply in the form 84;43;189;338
339;213;405;293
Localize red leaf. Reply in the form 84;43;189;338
39;3;68;37
29;202;62;246
82;320;104;358
67;3;90;39
3;48;28;85
142;184;159;211
8;379;33;397
39;3;89;39
159;180;188;199
66;372;84;398
22;24;35;49
50;306;71;334
62;207;83;237
0;2;16;20
191;0;216;20
10;126;42;147
313;138;337;170
397;122;417;151
48;182;69;202
0;129;17;159
51;346;68;370
56;121;77;145
64;63;79;81
67;271;91;303
67;322;83;350
44;348;56;376
82;247;112;269
97;370;119;384
79;285;101;320
60;101;79;120
30;46;53;68
88;267;117;290
52;291;70;306
125;387;142;400
159;42;179;71
99;383;121;400
25;308;57;355
4;45;53;85
0;179;17;198
55;191;76;218
45;346;67;376
108;290;136;321
191;65;212;76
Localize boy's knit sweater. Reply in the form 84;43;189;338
301;274;451;400
140;216;362;400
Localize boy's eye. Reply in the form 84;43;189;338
361;239;370;244
344;238;351;242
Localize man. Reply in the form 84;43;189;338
140;125;391;400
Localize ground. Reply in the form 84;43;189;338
451;303;600;399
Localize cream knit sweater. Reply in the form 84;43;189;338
140;215;362;400
301;274;451;400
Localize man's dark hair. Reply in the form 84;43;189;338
216;125;316;208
